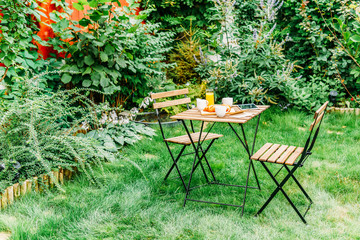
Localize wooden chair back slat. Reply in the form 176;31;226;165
153;98;191;109
309;101;328;132
314;101;329;119
309;111;325;131
151;89;189;100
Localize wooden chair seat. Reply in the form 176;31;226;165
251;143;304;166
165;132;223;145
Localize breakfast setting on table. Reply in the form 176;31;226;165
195;88;260;119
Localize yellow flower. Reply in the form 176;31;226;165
308;66;312;69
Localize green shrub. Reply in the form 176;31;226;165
276;0;359;106
0;0;61;90
49;0;174;108
141;0;214;34
167;24;205;84
195;0;299;106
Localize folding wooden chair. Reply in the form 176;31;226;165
251;101;329;224
151;89;223;190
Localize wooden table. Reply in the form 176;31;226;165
171;105;270;215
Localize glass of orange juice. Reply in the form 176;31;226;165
206;89;215;106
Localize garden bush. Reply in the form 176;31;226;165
49;0;174;108
0;0;62;91
141;0;214;34
194;0;300;106
275;0;359;108
0;70;155;191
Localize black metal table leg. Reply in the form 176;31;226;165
178;115;264;213
182;120;205;207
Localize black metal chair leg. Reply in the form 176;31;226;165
164;145;187;181
199;142;217;182
241;159;253;216
251;160;261;190
198;159;209;183
183;120;205;207
164;142;187;190
256;162;307;224
284;165;313;203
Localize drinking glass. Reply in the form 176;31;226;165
206;89;215;106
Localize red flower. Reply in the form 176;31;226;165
351;97;354;101
357;95;359;97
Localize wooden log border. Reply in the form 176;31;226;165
0;168;74;210
328;107;360;115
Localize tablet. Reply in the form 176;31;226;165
238;103;259;110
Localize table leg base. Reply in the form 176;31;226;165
189;181;260;191
185;198;244;208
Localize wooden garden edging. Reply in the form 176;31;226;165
0;168;74;209
329;107;360;115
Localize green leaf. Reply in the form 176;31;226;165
104;44;115;55
25;58;35;69
82;79;92;87
125;52;133;60
104;85;118;94
100;77;110;88
23;50;37;59
84;55;95;66
123;6;130;13
104;135;117;152
114;136;125;145
59;18;69;30
185;16;196;21
61;73;72;84
344;32;350;42
79;18;91;27
100;52;108;62
93;65;105;72
89;0;98;7
91;72;101;86
108;70;120;80
89;12;101;22
83;67;92;75
116;58;127;68
73;2;84;11
128;25;139;33
93;41;104;47
350;35;360;42
83;32;95;40
135;14;147;20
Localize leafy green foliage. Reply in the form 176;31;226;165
0;0;60;87
142;0;214;34
167;25;204;84
0;71;115;190
195;0;299;106
276;0;359;107
85;122;156;153
49;0;174;108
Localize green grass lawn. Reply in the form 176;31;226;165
1;107;359;239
